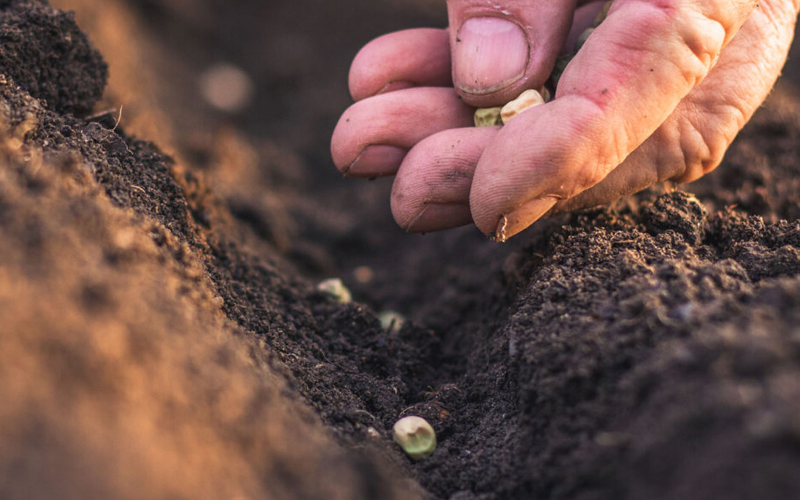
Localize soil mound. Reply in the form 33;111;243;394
0;0;105;115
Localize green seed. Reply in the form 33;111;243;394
593;1;613;27
393;416;436;460
472;0;612;130
540;86;552;103
473;107;503;127
547;53;574;92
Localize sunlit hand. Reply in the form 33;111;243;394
331;0;799;241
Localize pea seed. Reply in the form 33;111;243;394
593;1;613;27
392;416;436;460
317;278;352;303
474;107;503;127
500;89;545;124
379;310;405;333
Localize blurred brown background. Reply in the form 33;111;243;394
49;0;800;173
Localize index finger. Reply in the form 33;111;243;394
469;0;759;239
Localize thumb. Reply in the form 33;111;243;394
447;0;577;107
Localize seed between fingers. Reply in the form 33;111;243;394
473;1;614;128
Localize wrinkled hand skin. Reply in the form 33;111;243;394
331;0;800;241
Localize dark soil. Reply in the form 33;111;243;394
2;1;800;499
0;0;106;115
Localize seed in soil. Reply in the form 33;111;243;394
379;310;405;333
392;416;436;460
317;278;352;303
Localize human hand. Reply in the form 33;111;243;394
331;0;800;241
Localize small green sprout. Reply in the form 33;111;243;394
393;416;437;460
317;278;352;303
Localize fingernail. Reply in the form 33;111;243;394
493;197;557;242
454;17;529;95
404;203;472;233
378;81;414;95
346;145;407;178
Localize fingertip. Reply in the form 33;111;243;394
452;18;529;98
349;28;451;102
346;145;407;178
330;107;357;173
394;202;473;233
331;87;476;176
468;97;598;237
390;126;498;233
375;81;415;96
471;195;558;241
447;4;575;107
497;197;558;241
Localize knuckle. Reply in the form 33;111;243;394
755;0;800;33
631;1;750;87
670;103;742;182
650;127;688;183
671;8;726;86
578;162;612;194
